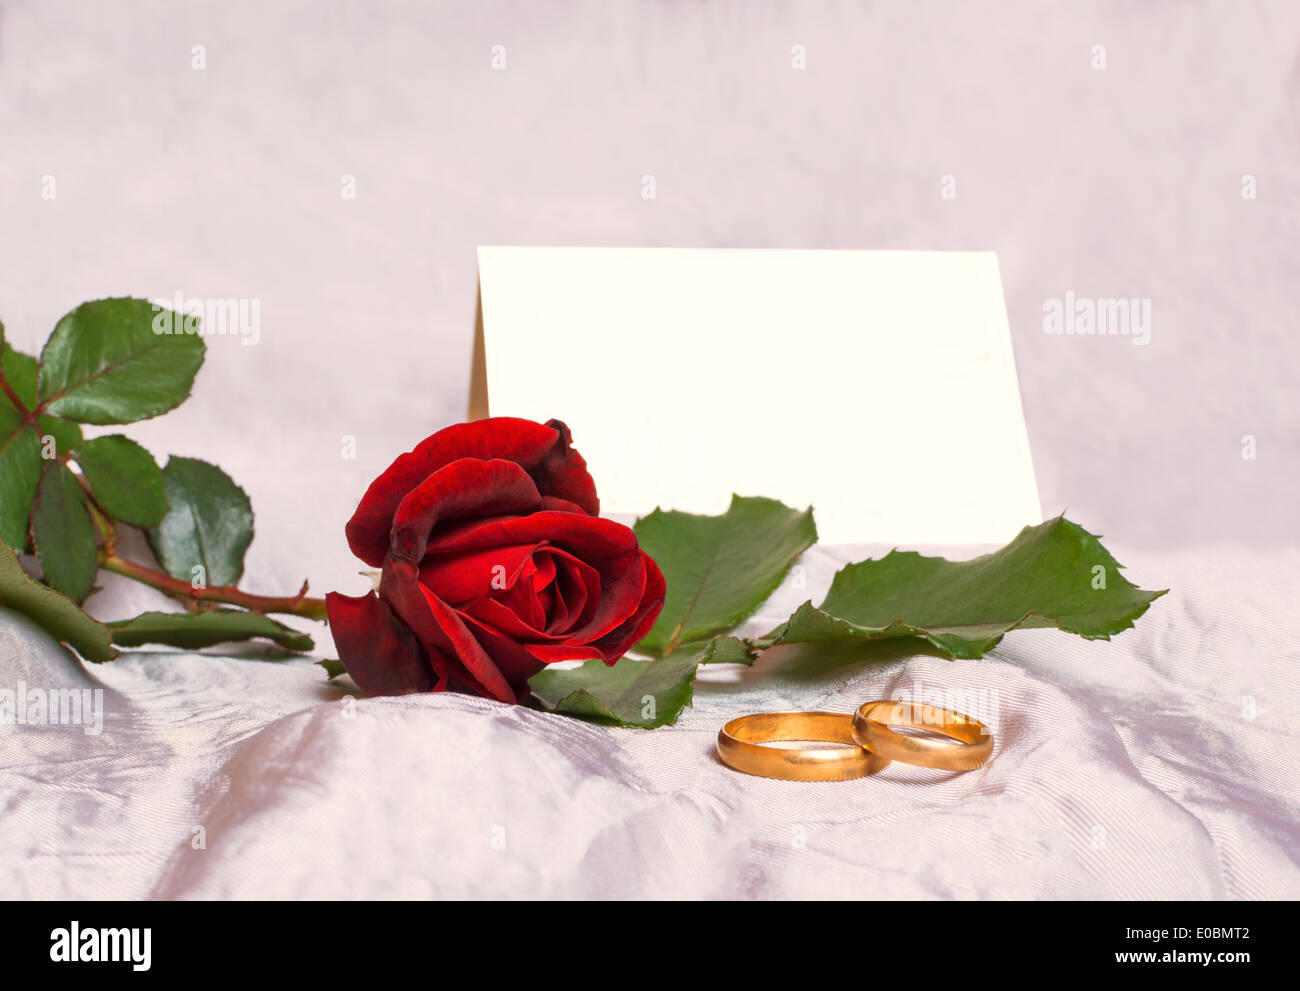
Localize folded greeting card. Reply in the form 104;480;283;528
472;246;1040;546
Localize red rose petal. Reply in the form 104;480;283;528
422;511;645;644
531;551;557;587
538;496;590;515
497;567;546;631
381;558;520;703
345;417;561;566
418;541;543;606
590;551;667;661
325;590;439;696
418;587;520;703
544;548;601;633
565;549;649;644
460;551;557;641
423;510;639;565
457;612;553;697
526;644;606;664
391;458;541;563
543;577;572;633
463;596;558;642
536;582;555;622
460;595;540;639
529;419;600;516
345;417;602;566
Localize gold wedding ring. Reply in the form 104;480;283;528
851;699;993;771
717;711;890;781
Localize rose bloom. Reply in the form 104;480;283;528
326;417;665;703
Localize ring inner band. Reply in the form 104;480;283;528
717;711;889;781
851;699;993;771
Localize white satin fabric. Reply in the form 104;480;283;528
3;542;1298;899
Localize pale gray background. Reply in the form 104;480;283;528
1;0;1297;624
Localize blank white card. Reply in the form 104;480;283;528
473;247;1041;546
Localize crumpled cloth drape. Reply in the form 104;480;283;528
2;544;1297;899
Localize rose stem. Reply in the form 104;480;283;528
99;553;330;622
80;500;328;622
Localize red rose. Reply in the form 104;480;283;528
326;417;665;703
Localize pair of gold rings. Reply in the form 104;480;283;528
716;699;993;781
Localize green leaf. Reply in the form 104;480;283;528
37;415;82;457
317;658;347;679
697;635;753;665
148;457;253;587
0;337;39;410
0;536;115;662
0;341;43;549
633;495;817;655
0;425;42;550
3;329;93;459
73;435;167;526
31;462;98;602
529;639;734;728
0;340;85;548
107;609;314;651
38;298;205;424
0;334;86;550
751;516;1167;659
